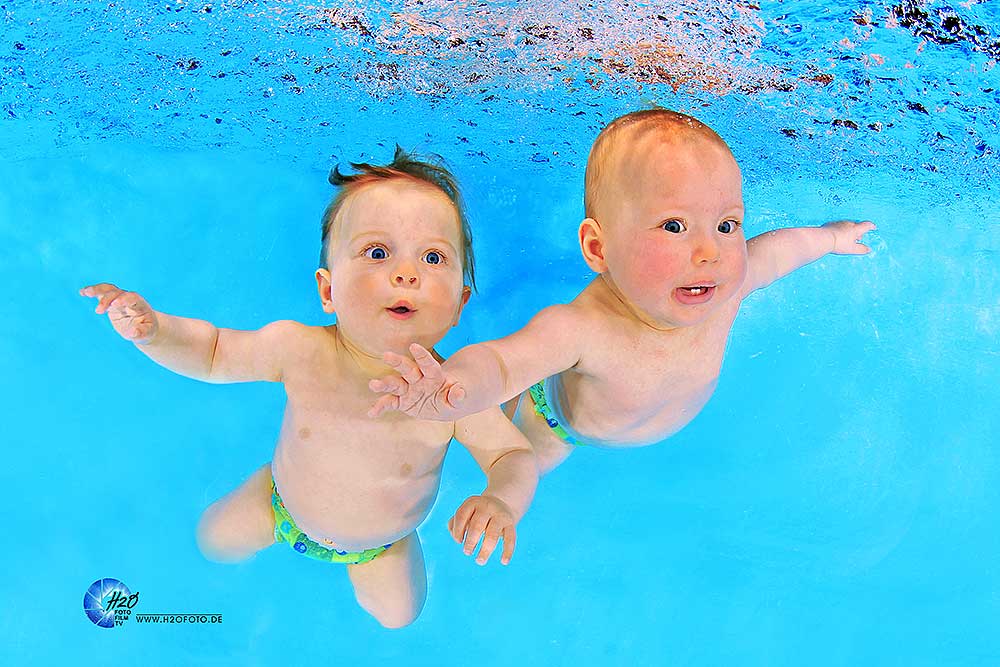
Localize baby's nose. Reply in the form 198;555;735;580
692;238;721;264
393;269;419;286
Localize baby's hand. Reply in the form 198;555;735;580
368;343;467;420
448;494;517;566
80;283;159;344
823;220;877;255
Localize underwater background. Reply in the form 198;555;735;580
2;0;998;664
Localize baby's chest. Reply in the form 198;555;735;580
597;331;727;397
616;359;720;410
282;417;451;485
283;384;453;461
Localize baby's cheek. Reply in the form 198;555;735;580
334;273;377;304
426;276;464;312
723;246;749;282
632;245;683;284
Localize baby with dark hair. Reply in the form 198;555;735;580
370;110;876;474
82;147;537;628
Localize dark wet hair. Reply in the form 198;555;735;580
319;145;476;291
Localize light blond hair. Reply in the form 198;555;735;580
584;108;733;220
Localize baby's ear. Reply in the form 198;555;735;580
579;217;607;273
315;268;336;314
451;285;472;327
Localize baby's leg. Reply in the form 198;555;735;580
196;462;276;563
513;394;574;476
501;393;521;420
346;532;426;629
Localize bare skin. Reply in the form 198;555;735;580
81;179;538;628
369;121;876;474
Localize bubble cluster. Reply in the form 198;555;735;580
283;0;792;97
1;0;996;190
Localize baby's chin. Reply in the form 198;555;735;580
635;297;727;329
373;329;450;357
645;311;707;330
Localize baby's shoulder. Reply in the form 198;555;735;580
520;302;600;343
553;297;626;337
267;322;350;388
260;320;337;359
259;319;322;341
533;301;594;327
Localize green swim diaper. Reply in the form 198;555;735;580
271;480;391;565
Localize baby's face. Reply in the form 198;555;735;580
598;135;748;328
322;179;469;355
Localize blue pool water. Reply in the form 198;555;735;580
3;1;998;664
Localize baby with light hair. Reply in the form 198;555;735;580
370;109;876;473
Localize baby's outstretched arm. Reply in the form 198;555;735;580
448;408;538;566
743;220;876;294
81;282;292;383
369;305;584;420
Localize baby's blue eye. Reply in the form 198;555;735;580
423;250;443;265
718;220;739;234
661;220;686;233
365;246;388;260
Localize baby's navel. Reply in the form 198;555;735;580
400;463;412;477
298;427;311;440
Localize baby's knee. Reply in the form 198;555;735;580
534;443;572;477
196;511;233;563
368;604;422;629
356;589;425;629
195;507;253;564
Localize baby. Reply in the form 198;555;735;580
81;148;537;628
369;109;876;473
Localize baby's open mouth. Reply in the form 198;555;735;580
674;284;716;305
386;301;416;319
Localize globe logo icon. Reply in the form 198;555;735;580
83;578;133;628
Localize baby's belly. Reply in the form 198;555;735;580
562;379;718;447
271;438;443;552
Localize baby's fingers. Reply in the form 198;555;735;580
499;526;516;565
383;350;423;385
369;375;407;397
852;221;876;242
80;282;118;299
367;393;400;419
462;510;490;556
125;321;155;343
81;284;124;314
444;383;466;408
449;500;477;543
410;343;443;380
99;292;129;315
474;521;503;566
